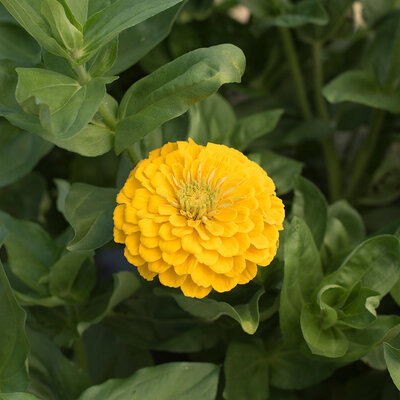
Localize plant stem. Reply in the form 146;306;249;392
98;98;117;132
278;26;313;120
74;64;91;85
345;109;386;198
127;145;141;165
312;41;342;201
74;335;88;372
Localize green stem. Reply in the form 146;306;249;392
312;41;342;201
278;26;313;120
127;145;141;165
345;109;386;198
74;335;88;372
98;98;117;131
74;64;91;85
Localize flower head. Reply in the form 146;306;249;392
114;139;284;299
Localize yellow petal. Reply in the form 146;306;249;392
137;264;157;281
174;256;198;275
113;228;126;244
147;195;166;213
171;227;193;237
191;263;215;287
200;235;221;250
211;274;238;293
143;162;158;179
139;244;162;262
235;206;250;223
195;249;219;265
125;232;141;255
122;221;140;235
113;204;125;230
217;236;239;257
148;259;170;273
153;172;176;199
140;236;159;248
236;218;255;233
235;232;251;253
125;206;138;224
205;220;224;236
159;238;181;254
181;234;202;255
194;223;210;240
215;207;237;222
132;188;151;209
138;219;159;237
159;205;179;215
159;268;186;288
181;276;211;299
209;255;233;274
124;247;146;266
249;233;269;249
159;223;176;240
245;245;271;265
162;249;189;266
220;221;238;237
225;255;246;278
237;261;258;284
170;214;188;227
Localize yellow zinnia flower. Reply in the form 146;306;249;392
113;139;285;299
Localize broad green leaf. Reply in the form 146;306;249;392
0;0;70;59
232;109;283;151
88;38;118;77
224;341;269;400
41;0;83;52
319;235;400;297
0;211;58;295
248;151;303;195
28;330;91;400
188;94;236;146
300;303;349;358
0;119;52;188
280;217;323;345
391;279;400;307
0;227;29;392
268;344;341;390
109;3;183;75
62;0;89;26
323;70;400;114
55;178;71;214
116;44;246;153
64;183;118;251
157;285;265;335
80;0;185;63
0;395;42;400
384;343;400;391
292;176;328;249
49;250;95;303
77;271;140;334
78;362;220;400
0;22;41;64
16;68;114;139
243;0;328;28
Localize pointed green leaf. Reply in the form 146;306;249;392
116;44;245;153
384;343;400;391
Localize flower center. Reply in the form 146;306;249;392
176;180;218;219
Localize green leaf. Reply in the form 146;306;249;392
78;362;220;400
300;303;349;358
243;0;328;28
88;38;118;77
232;109;283;151
224;341;269;400
116;44;246;153
41;0;83;52
248;150;303;195
280;217;323;345
0;227;29;392
0;0;70;59
384;343;400;391
0;118;52;188
80;0;185;63
157;285;265;335
188;94;236;146
16;68;114;139
55;178;71;214
64;183;118;251
28;329;91;399
0;211;58;295
0;22;41;64
0;394;42;400
109;3;183;75
49;250;95;303
320;235;400;297
77;271;141;334
323;70;400;114
292;176;328;249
